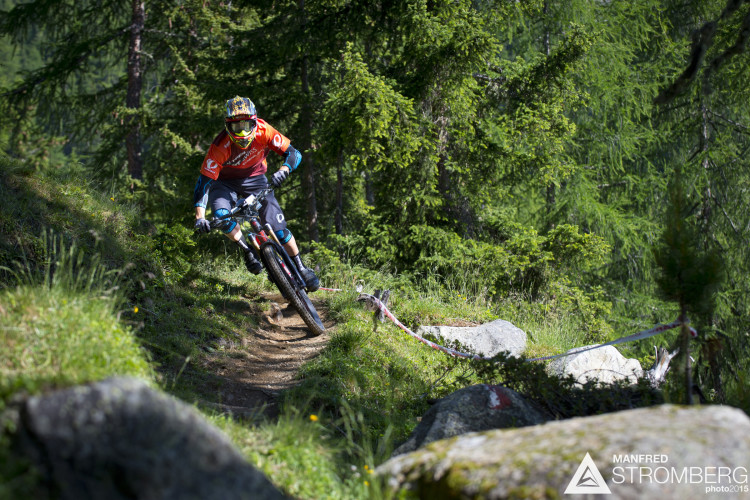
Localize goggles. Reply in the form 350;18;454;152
227;119;256;136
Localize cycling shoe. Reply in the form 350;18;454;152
301;268;320;292
243;251;263;275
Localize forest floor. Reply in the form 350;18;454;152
194;291;334;420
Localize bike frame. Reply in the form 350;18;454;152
214;189;307;292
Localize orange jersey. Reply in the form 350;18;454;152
200;119;291;180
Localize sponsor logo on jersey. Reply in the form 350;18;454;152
226;150;249;166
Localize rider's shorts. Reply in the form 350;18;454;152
209;175;287;234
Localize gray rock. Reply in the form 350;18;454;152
378;404;750;499
393;384;549;456
548;344;644;385
417;319;527;358
14;377;288;500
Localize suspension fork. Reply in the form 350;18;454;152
245;218;266;251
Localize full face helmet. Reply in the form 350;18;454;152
225;96;257;149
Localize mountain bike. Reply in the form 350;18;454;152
203;187;325;336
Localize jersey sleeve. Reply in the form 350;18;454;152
200;139;228;180
262;122;291;156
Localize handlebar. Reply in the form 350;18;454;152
229;186;273;215
202;186;275;231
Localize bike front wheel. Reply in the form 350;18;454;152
261;244;326;336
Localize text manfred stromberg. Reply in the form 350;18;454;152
564;452;749;495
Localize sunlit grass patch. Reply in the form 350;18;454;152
0;230;154;398
213;408;391;500
0;286;154;398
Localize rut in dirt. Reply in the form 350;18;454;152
196;292;334;419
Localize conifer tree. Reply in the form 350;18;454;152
652;0;750;403
655;169;722;404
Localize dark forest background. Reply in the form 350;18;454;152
2;0;748;407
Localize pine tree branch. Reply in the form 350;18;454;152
708;4;750;72
709;188;748;242
597;181;628;190
1;26;130;99
473;73;506;85
653;22;716;105
654;0;750;104
706;109;750;134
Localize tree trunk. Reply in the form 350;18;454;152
437;154;450;202
335;148;344;235
435;111;453;221
125;0;145;181
365;171;374;206
543;1;555;221
298;0;319;242
680;309;694;405
699;103;712;228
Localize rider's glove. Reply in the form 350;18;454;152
271;168;290;188
194;218;211;234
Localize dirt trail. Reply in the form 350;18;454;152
197;292;333;419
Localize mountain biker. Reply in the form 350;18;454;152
192;95;319;292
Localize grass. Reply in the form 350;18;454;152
215;408;390;500
0;285;154;399
0;228;155;400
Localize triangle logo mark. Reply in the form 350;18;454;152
564;452;612;495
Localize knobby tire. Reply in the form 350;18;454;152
261;244;325;337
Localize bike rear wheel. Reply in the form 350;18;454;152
261;244;325;336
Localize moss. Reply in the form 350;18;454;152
415;467;473;500
507;484;560;499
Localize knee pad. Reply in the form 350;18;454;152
275;228;292;244
215;208;237;234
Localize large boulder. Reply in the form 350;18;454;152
377;404;750;499
393;384;549;456
547;344;644;385
12;377;288;500
416;319;527;358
